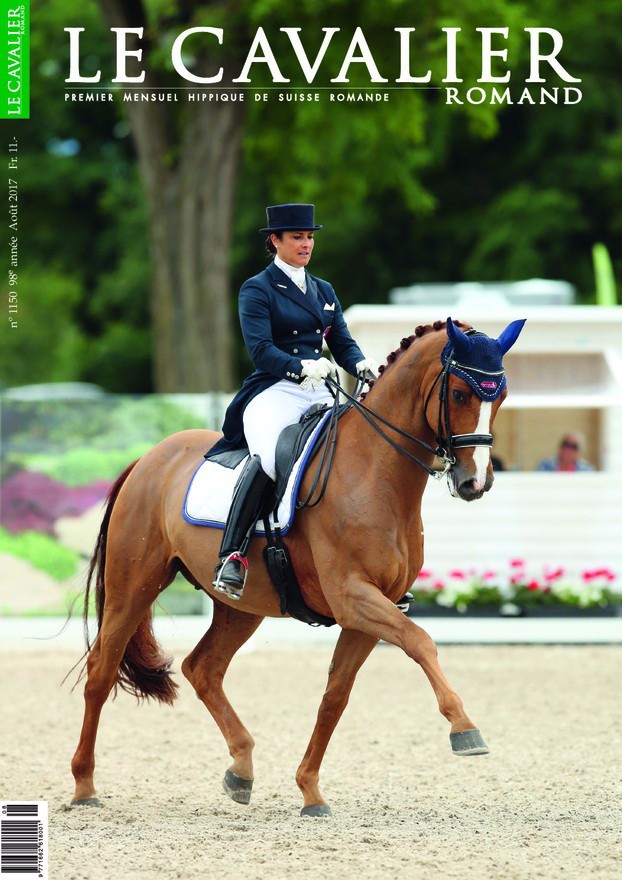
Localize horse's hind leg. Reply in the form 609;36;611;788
296;629;378;817
181;601;264;805
71;559;175;806
71;615;142;805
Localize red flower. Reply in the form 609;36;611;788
584;568;617;582
527;580;540;591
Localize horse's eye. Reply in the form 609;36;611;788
452;389;466;403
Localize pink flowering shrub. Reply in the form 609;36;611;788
410;561;620;611
0;470;111;536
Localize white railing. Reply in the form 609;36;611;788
421;472;622;578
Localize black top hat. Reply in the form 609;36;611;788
260;203;323;234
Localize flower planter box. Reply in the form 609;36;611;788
407;604;502;618
406;603;620;618
520;605;619;618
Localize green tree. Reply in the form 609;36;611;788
407;0;622;298
93;0;522;391
0;0;151;392
8;0;619;395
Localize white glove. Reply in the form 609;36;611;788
356;357;379;378
300;357;337;389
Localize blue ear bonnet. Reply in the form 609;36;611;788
441;334;506;400
441;319;526;402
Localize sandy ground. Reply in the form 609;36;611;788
1;641;621;880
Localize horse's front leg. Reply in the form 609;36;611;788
332;579;488;754
181;600;264;804
296;628;378;818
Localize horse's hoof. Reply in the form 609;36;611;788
300;804;333;818
450;728;489;756
222;769;253;805
68;797;102;808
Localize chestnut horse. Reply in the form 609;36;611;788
70;319;522;817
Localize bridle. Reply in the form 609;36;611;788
322;370;453;480
297;330;502;509
423;329;496;468
295;325;517;510
329;330;499;480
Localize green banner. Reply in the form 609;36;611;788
0;1;29;119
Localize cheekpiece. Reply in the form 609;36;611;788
260;203;323;234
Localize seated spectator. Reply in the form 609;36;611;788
536;433;595;472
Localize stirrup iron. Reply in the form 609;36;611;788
213;552;248;600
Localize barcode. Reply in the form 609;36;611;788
0;803;47;879
3;808;36;819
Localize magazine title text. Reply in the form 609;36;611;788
64;26;581;87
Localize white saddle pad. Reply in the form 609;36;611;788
183;410;332;536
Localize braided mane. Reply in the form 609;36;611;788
360;319;470;400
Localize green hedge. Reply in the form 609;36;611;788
19;444;152;487
0;527;81;581
4;396;206;456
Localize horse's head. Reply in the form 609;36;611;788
424;318;526;502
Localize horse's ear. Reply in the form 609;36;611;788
446;318;472;356
496;319;527;355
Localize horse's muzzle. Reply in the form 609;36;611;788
449;469;494;502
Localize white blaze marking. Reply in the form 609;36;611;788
473;401;492;489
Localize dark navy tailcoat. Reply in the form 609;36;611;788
208;262;365;457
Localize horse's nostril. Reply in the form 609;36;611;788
459;478;480;497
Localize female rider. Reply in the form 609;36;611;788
209;203;378;599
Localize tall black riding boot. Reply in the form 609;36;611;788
213;455;274;600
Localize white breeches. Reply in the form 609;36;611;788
243;379;334;480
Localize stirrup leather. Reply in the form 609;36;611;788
213;552;249;600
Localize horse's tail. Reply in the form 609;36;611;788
84;460;178;706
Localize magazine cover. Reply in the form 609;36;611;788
1;2;621;879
